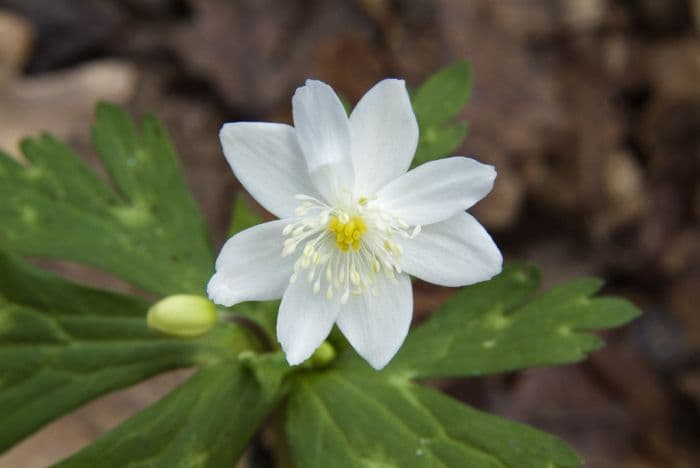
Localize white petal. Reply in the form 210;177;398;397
349;79;418;195
292;80;353;199
400;212;502;287
207;220;292;307
377;157;496;226
277;279;340;365
220;123;317;218
336;273;413;370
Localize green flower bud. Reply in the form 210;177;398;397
310;341;336;368
147;294;217;338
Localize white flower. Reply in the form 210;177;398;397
208;79;502;369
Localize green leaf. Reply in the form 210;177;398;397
228;195;263;237
226;300;279;349
411;61;472;166
238;350;292;399
338;94;352;115
387;264;641;379
56;362;281;468
0;252;256;453
286;368;580;467
413;122;468;167
412;61;472;127
0;103;213;295
284;263;637;466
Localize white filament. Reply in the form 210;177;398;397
281;194;420;304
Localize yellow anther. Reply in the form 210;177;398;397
358;196;368;206
328;215;366;253
344;221;355;236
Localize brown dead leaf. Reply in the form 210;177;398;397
0;59;138;157
0;9;34;79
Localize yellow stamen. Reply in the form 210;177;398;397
329;215;366;252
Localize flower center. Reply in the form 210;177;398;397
281;194;420;304
328;215;367;252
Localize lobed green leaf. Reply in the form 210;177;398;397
0;103;213;295
56;362;280;468
411;61;472;166
0;252;256;454
387;264;641;379
286;368;580;468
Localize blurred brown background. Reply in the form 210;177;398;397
0;0;699;467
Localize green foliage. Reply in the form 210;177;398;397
56;363;280;468
0;252;258;454
0;65;641;467
411;61;472;166
388;264;640;379
286;367;580;468
0;103;213;295
228;195;264;237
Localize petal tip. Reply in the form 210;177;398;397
476;243;504;284
219;121;242;138
206;274;237;308
297;78;331;93
281;343;314;367
380;77;406;87
218;123;234;145
490;252;505;277
284;354;303;367
359;341;404;370
366;355;392;371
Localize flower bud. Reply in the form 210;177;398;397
310;341;336;367
147;294;217;338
